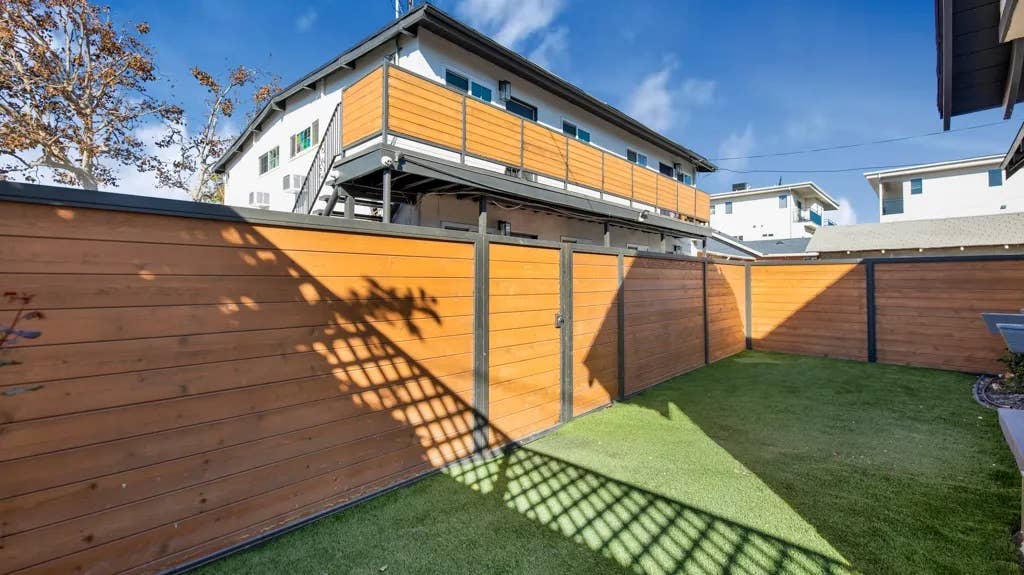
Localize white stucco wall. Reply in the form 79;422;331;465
221;38;418;211
710;192;805;240
877;164;1024;222
416;195;695;253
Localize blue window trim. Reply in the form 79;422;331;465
444;69;469;92
989;169;1003;187
626;148;647;167
470;82;491;102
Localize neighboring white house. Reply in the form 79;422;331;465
708;182;840;241
211;4;716;253
865;155;1024;223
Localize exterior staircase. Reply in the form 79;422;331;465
291;101;342;214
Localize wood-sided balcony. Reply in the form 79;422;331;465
296;64;712;237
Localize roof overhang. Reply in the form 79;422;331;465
936;0;1024;128
709;182;840;210
1004;119;1024;177
214;4;716;175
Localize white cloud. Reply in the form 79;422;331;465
456;0;565;49
295;8;317;32
625;61;716;133
834;196;859;225
527;26;569;70
717;124;756;170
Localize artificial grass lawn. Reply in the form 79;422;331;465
197;351;1020;575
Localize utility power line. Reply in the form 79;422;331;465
712;121;1006;161
715;164;919;175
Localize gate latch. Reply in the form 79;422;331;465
554;312;564;329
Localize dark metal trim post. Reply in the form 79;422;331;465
559;245;574;423
702;257;710;365
617;253;626;400
603;222;611;247
744;262;753;350
381;168;392;224
478;196;488;233
865;261;877;362
344;193;355;219
472;235;490;452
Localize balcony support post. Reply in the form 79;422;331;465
344;193;355;220
382;168;392;224
603;222;611;247
478;196;488;234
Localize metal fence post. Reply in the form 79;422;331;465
472;235;490;452
745;262;753;350
703;258;710;365
617;253;626;400
866;261;877;362
560;245;574;423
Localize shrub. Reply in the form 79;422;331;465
1000;349;1024;393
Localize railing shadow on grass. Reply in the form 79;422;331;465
445;446;855;575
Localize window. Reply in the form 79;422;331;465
989;169;1003;187
290;121;319;157
506;97;537;121
658;162;674;177
626;148;647;167
258;147;279;175
626;243;650;251
447;69;493;102
561;236;593;244
676;172;693;185
470;82;492;102
561;120;591;143
710;204;716;215
248;191;271;206
445;69;469;92
778;194;788;208
910;178;923;194
725;201;733;214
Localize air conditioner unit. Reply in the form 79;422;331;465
248;191;271;209
504;167;537;182
281;174;305;192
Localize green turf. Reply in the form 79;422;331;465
196;351;1020;575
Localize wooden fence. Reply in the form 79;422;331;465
2;183;1021;574
748;260;1024;374
0;188;744;575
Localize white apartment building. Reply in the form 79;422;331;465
708;182;839;241
211;5;716;253
865;155;1024;222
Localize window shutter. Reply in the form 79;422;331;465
312;120;319;146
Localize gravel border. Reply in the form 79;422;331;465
973;374;1024;410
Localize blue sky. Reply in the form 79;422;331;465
106;0;1021;223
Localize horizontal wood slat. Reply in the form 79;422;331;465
708;263;746;363
342;68;383;146
572;253;619;415
386;67;463;150
489;244;561;443
622;257;705;395
876;261;1024;373
750;264;867;361
0;201;476;575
